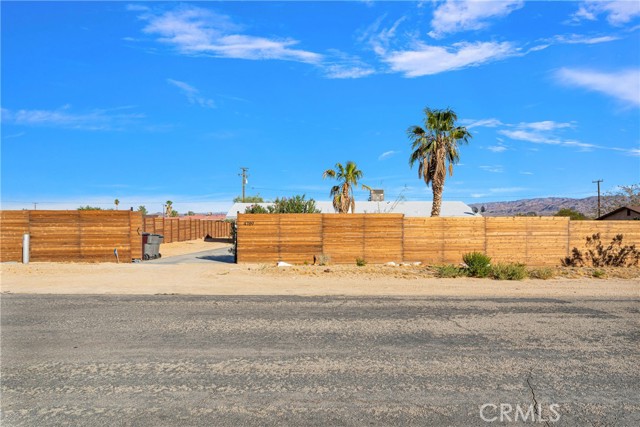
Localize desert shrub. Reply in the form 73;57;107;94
356;257;367;267
528;267;555;280
491;263;528;280
462;252;492;278
244;204;269;214
592;269;606;278
315;253;330;266
435;264;468;278
562;233;640;267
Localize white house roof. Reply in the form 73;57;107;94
226;201;479;219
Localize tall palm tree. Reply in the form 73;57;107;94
165;200;173;217
114;199;120;210
408;107;472;216
322;161;371;213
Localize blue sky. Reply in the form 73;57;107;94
2;1;639;214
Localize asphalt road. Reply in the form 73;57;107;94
2;295;639;426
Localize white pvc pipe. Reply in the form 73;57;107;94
22;233;30;264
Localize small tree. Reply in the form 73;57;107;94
137;205;148;216
114;199;120;210
270;195;321;213
187;211;195;216
554;208;586;220
78;205;102;210
600;184;640;215
170;209;179;217
243;195;321;214
234;195;264;203
244;204;269;214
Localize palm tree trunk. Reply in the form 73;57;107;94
430;148;447;217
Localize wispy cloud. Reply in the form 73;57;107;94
487;144;508;153
2;131;26;139
555;68;640;106
428;0;524;38
480;165;504;173
519;121;574;131
378;150;399;160
167;79;215;108
322;50;376;79
499;129;597;150
133;4;376;79
1;105;144;130
489;186;526;194
549;33;621;45
136;5;322;64
570;0;640;26
462;118;504;129
384;41;516;77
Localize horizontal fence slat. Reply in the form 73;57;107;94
237;214;640;266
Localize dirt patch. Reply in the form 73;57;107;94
2;238;638;297
158;239;229;257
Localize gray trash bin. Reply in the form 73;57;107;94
142;233;164;260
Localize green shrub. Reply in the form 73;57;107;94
491;263;528;280
356;257;367;267
528;267;555;280
435;264;468;278
462;252;492;278
592;269;606;278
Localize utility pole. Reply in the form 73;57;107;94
33;202;38;210
239;167;249;202
593;179;603;218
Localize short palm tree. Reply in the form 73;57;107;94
165;200;173;217
323;161;371;213
114;199;120;210
408;107;472;216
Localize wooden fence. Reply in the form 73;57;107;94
0;210;143;263
236;213;640;266
142;217;231;243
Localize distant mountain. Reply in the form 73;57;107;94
469;196;599;217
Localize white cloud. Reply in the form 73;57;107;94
487;145;507;153
360;15;408;56
480;165;504;173
499;129;597;150
321;50;376;79
571;1;640;26
429;0;524;38
167;79;215;108
519;121;574;131
463;118;504;128
2;131;26;139
384;41;516;77
378;150;399;160
551;33;620;45
137;5;322;64
489;186;526;193
555;68;640;106
1;106;144;130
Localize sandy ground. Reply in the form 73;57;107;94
1;240;639;298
